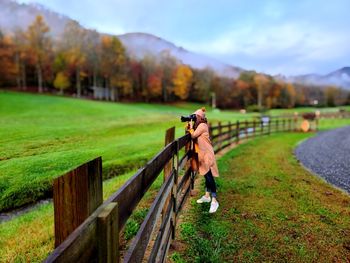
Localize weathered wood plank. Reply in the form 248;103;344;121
178;133;191;149
159;222;173;263
164;127;175;181
98;202;119;263
45;204;103;262
148;199;173;262
163;127;175;222
177;180;191;213
53;157;102;248
178;151;190;171
107;141;176;230
177;167;191;195
123;171;175;262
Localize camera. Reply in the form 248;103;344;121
181;114;197;122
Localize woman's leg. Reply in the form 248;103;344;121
204;170;217;199
204;173;211;198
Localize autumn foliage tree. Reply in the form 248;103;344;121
13;29;28;90
54;72;70;94
85;30;101;88
159;51;178;102
0;14;349;109
100;36;128;101
325;86;339;107
0;31;17;86
61;21;87;97
172;65;193;100
253;73;269;109
27;15;51;93
236;79;252;107
191;67;215;102
147;73;162;99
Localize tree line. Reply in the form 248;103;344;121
0;15;349;109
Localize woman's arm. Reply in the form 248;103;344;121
189;123;206;139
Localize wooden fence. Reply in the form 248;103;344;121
45;131;195;263
316;111;350;119
279;110;350;120
45;115;320;263
209;117;306;153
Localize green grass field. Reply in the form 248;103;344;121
0;91;261;212
1;91;348;212
171;133;350;262
1;90;350;262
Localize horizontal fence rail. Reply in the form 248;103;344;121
209;117;302;153
45;110;350;263
45;133;196;263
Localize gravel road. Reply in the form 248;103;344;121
295;126;350;193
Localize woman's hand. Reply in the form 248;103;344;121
186;121;193;131
189;120;193;130
186;121;194;134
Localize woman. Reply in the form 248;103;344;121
188;107;219;213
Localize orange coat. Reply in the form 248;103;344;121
190;123;219;177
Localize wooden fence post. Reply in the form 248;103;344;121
260;120;264;135
253;120;256;138
294;115;298;131
268;119;271;135
218;122;222;150
276;119;279;132
283;119;286;131
236;121;240;144
288;118;292;131
163;127;175;221
172;139;179;239
53;157;103;248
228;121;232;145
245;120;248;138
98;202;119;263
164;127;175;181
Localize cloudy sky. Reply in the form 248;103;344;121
19;0;350;76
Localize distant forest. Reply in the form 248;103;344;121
1;15;349;109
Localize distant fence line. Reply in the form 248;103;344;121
45;111;349;263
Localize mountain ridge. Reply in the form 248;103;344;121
288;67;350;89
0;0;349;87
0;0;243;78
117;32;243;78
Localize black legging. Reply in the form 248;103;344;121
204;170;217;198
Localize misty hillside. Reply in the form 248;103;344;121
1;0;348;85
118;33;243;78
0;0;70;37
290;67;350;90
0;0;242;78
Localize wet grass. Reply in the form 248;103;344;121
171;133;350;262
0;170;163;262
0;91;260;212
0;91;348;211
1;90;349;262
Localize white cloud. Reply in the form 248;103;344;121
180;21;350;75
14;0;350;76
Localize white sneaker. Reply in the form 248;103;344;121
209;201;219;213
196;195;211;204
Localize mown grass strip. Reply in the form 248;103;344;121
171;133;350;262
0;91;260;212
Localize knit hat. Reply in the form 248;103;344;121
194;107;206;118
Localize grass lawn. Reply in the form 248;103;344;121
0;90;349;262
0;91;260;212
170;133;350;262
0;170;164;262
0;91;348;211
